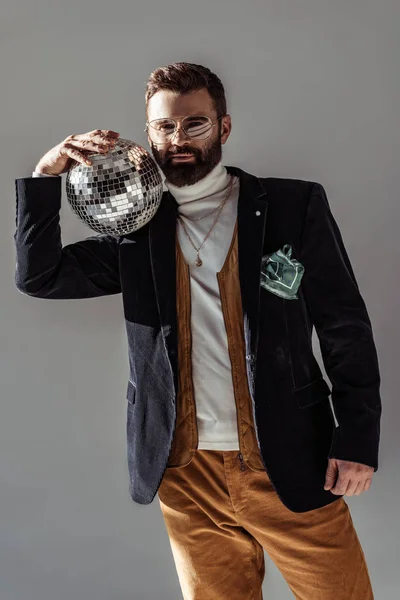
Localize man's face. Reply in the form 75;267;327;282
146;88;231;187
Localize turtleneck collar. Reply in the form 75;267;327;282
164;160;231;206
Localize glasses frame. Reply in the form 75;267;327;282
144;115;224;144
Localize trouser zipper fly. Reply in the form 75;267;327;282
238;452;247;471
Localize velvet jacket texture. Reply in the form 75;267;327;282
14;165;382;512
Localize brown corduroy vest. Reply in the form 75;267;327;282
166;219;265;472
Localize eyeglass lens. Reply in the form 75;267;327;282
149;116;213;142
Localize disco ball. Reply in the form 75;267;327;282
66;138;163;236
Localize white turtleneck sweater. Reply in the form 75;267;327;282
165;161;241;450
33;162;242;450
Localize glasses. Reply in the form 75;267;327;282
145;115;224;144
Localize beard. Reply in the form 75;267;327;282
150;129;223;188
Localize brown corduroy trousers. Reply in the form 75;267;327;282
157;449;374;600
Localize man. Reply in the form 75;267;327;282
14;62;381;599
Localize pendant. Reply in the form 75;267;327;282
195;256;203;267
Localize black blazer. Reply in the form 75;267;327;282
14;165;382;513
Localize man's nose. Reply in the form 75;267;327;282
170;122;191;144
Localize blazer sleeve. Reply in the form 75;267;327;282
14;176;121;299
299;182;382;471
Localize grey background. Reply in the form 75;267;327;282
2;1;399;598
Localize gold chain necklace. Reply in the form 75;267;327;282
177;176;234;267
183;189;228;222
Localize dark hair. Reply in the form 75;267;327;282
145;62;227;120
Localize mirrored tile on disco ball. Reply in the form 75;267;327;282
66;138;163;236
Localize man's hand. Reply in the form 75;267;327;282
34;129;120;175
324;458;374;496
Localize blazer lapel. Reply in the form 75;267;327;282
149;165;269;401
226;166;268;397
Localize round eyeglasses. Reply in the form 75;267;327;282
145;115;224;144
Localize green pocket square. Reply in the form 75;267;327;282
260;244;305;300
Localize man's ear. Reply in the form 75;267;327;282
221;114;232;145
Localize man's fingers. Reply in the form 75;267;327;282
330;473;350;495
324;461;337;490
325;459;374;496
363;478;373;491
104;130;120;138
345;479;359;496
62;145;93;166
66;140;110;156
353;480;365;495
90;129;120;141
70;130;120;147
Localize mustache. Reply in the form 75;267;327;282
167;150;197;158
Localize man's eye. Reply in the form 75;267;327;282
152;121;174;132
187;118;208;127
